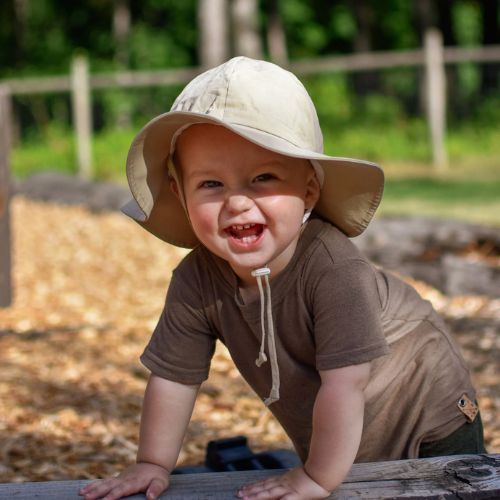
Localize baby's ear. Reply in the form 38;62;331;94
305;168;321;209
169;177;180;199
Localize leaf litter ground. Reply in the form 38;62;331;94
0;198;498;482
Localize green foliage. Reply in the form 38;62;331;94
377;0;418;49
381;177;500;226
454;0;482;46
328;4;356;42
304;74;353;126
92;128;133;182
473;95;500;125
11;124;76;177
96;89;135;129
280;0;327;56
303;74;427;162
322;120;430;163
94;85;185;132
10;118;500;179
447;122;500;162
357;94;405;124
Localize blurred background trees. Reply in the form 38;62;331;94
0;0;498;177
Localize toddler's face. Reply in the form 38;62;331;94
173;124;320;286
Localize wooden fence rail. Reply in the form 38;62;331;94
0;454;498;499
4;43;500;95
0;35;499;178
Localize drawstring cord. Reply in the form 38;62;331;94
250;211;313;406
254;270;268;367
251;267;280;406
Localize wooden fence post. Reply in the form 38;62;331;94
70;55;93;179
424;29;448;170
0;85;13;307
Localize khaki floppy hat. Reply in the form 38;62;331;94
122;56;384;248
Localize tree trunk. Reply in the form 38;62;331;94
351;0;379;95
112;0;132;128
413;0;437;115
479;0;499;95
231;0;263;59
266;0;288;65
13;0;28;68
436;0;458;115
113;0;131;67
414;0;435;34
198;0;229;68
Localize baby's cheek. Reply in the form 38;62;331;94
189;209;218;241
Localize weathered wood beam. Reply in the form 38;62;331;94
425;29;448;169
0;454;498;499
3;45;500;95
70;55;93;179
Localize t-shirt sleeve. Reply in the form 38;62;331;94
312;258;390;370
140;268;216;385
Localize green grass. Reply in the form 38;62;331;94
380;177;500;226
11;126;132;185
92;128;133;183
10;123;500;226
11;125;76;178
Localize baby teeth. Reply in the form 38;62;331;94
232;223;255;230
241;236;257;243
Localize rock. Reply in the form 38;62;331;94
442;254;500;297
13;171;130;213
353;216;500;297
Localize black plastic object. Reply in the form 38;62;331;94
172;435;301;474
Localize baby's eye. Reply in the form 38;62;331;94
200;180;222;189
253;173;276;182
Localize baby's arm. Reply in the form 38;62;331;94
238;362;370;499
304;362;370;491
80;374;198;500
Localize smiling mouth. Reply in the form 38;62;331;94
225;223;265;243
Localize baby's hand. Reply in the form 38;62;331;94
237;466;330;499
79;462;170;500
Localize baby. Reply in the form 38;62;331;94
80;57;484;500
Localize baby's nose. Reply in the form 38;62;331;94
225;192;254;213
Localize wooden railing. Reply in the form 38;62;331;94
0;454;498;499
1;32;500;178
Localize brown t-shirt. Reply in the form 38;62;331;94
141;217;476;462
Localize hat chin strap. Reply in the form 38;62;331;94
167;123;197;213
247;208;314;406
251;266;280;406
167;157;187;210
169;152;278;407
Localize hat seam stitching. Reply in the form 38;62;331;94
221;57;240;121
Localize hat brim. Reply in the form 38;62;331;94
122;111;384;248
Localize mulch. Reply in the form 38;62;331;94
0;197;498;482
